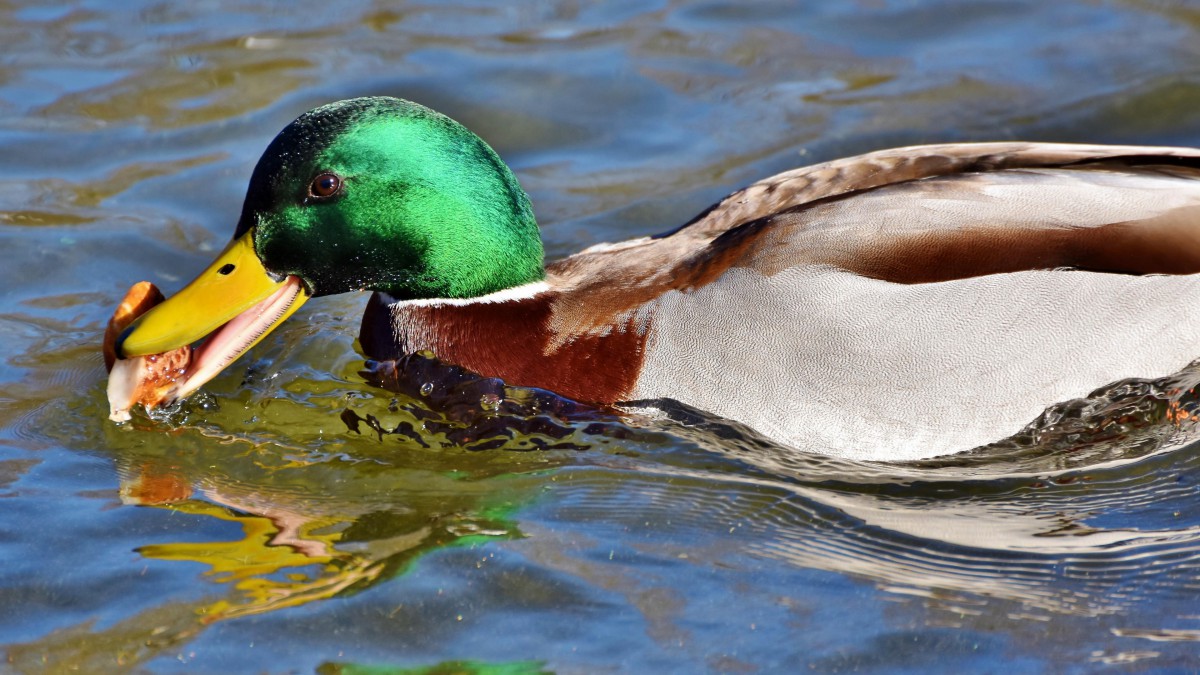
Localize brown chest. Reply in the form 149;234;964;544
359;292;649;404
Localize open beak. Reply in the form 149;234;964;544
115;230;310;400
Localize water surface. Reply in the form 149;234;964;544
4;1;1200;672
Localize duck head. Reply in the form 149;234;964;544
114;96;544;393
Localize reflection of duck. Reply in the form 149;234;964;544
117;456;523;623
3;453;530;672
113;96;1200;460
120;461;385;621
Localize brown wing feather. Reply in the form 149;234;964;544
701;166;1200;284
548;142;1200;305
676;142;1200;239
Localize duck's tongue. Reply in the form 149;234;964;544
176;277;305;399
104;277;305;421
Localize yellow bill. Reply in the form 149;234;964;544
109;230;310;417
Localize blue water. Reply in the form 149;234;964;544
4;1;1200;672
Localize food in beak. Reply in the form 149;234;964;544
104;282;193;422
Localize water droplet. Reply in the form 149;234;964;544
419;382;433;396
479;393;501;412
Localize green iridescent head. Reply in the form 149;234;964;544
235;96;544;299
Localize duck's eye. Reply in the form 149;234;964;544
309;172;342;199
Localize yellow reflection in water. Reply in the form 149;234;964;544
137;500;382;622
121;462;404;624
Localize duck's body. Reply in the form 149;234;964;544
112;98;1200;460
361;143;1200;459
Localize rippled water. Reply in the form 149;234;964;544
5;1;1200;672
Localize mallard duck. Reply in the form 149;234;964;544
112;96;1200;461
